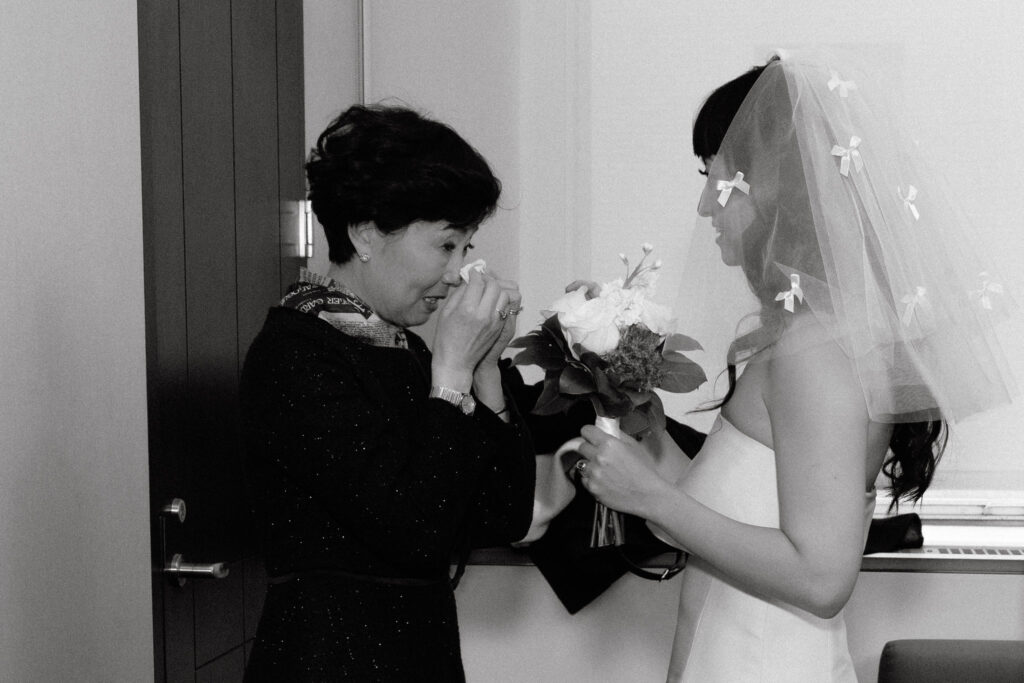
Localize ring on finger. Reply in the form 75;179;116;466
574;459;589;476
496;308;509;320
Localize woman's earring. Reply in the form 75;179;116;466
357;253;370;263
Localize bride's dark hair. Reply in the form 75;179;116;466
692;60;946;509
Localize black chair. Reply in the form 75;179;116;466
878;639;1024;682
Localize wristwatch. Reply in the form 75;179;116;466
429;385;476;416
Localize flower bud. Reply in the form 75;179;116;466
641;242;654;254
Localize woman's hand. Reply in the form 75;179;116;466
564;279;601;300
575;425;670;517
431;269;509;392
470;272;521;417
477;274;522;371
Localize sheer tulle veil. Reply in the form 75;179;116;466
674;47;1016;425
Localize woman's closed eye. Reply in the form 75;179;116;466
443;241;474;256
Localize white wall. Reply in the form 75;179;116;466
0;1;153;680
305;0;363;277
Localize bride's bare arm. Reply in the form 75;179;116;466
579;333;871;618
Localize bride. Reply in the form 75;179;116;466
571;50;1014;681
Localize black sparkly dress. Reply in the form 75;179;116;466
241;306;535;682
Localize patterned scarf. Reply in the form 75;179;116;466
280;268;408;349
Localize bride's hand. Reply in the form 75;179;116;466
575;425;669;517
564;279;601;300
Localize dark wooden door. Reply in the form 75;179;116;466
138;1;306;679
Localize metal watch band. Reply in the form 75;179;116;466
429;385;476;415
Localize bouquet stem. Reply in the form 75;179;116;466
590;415;626;547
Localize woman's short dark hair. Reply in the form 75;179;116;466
306;104;502;263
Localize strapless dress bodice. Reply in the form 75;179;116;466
660;416;874;683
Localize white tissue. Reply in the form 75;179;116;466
459;259;487;282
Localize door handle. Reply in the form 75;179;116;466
162;498;187;523
164;553;229;586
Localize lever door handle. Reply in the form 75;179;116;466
162;498;187;523
164;553;229;586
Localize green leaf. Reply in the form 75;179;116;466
662;333;703;354
620;410;649;435
646;393;667;432
510;340;568;371
659;355;708;393
533;394;576;416
559;365;597;395
595;388;633;416
578;350;610;375
532;375;569;414
624;389;652;407
540;315;570;353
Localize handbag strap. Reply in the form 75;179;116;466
616;546;687;581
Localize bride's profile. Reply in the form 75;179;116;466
571;49;1015;682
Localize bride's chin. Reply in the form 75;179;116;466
717;246;742;267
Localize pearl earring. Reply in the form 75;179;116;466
357;253;370;263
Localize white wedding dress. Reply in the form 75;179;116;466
658;416;874;683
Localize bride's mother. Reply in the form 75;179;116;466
241;104;534;682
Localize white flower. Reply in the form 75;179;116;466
561;297;621;355
543;286;589;319
627;267;659;292
641;242;653;254
546;286;621;355
639;300;675;335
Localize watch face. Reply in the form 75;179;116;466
460;394;476;415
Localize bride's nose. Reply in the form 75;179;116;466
697;181;716;217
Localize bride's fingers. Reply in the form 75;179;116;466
565;279;601;299
580;424;616;446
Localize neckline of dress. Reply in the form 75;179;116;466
715;414;773;452
716;414;877;499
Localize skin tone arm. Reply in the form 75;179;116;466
577;331;872;618
432;269;521;420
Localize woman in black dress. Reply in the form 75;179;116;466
241;104;535;681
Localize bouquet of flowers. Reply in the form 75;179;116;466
510;244;706;546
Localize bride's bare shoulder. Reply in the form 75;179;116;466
766;313;864;404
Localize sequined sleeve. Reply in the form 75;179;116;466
460;391;536;549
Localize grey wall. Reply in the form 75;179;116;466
0;0;153;680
